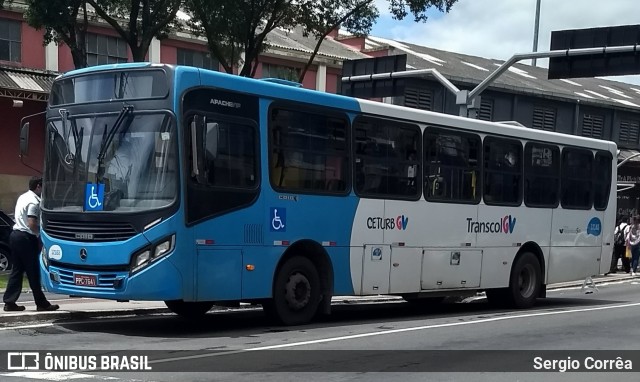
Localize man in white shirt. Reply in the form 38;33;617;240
3;177;59;312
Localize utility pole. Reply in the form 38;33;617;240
532;0;541;67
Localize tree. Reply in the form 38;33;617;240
187;0;457;79
186;0;298;77
87;0;182;62
24;0;90;69
297;0;458;82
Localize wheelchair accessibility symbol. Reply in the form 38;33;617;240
270;207;286;232
84;183;105;211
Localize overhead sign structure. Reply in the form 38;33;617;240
548;24;640;79
340;55;407;98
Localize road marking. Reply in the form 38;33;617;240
149;301;640;364
0;323;53;331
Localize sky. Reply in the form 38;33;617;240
370;0;640;85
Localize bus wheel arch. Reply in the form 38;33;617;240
265;240;334;325
486;243;544;308
508;244;544;308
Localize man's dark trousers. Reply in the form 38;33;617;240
3;230;48;306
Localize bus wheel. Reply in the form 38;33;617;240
507;252;542;308
164;300;214;319
265;256;321;326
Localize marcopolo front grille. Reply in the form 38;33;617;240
44;219;137;242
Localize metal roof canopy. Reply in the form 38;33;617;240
342;45;640;118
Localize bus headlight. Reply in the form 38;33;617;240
132;249;151;273
41;245;49;269
153;236;174;259
130;235;175;274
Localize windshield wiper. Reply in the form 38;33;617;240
96;104;134;182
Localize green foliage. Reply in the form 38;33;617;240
87;0;182;61
186;0;297;76
187;0;457;78
24;0;90;68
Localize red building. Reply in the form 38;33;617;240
0;5;367;212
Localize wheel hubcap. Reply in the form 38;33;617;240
0;255;8;272
518;264;536;298
284;272;311;311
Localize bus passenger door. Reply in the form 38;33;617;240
361;245;391;294
196;249;243;301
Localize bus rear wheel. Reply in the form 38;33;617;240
165;300;214;318
486;252;542;308
508;252;541;308
264;256;321;326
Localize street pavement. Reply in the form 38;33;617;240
0;272;636;323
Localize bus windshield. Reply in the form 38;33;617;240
42;111;177;212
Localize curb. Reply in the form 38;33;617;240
0;307;172;324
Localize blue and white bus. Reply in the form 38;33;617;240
29;63;616;325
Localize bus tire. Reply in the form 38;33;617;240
164;300;214;319
507;252;542;308
264;256;321;326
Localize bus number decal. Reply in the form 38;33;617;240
587;217;602;236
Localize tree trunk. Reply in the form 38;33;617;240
71;48;88;69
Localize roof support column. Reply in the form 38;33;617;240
45;41;58;72
316;64;327;92
149;37;161;64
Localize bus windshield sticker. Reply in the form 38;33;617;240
49;245;63;260
587;217;602;236
270;207;286;232
84;183;105;211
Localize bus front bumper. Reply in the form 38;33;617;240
40;256;183;301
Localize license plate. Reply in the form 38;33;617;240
74;274;97;286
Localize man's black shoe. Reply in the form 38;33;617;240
36;304;60;312
4;303;26;312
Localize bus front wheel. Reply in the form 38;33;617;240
165;300;214;319
264;256;321;326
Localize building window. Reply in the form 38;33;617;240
262;63;300;82
177;48;218;71
619;119;640;145
581;113;604;139
478;98;494;121
404;87;432;110
86;33;127;66
0;18;21;62
532;106;556;131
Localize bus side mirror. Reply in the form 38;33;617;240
19;122;30;157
